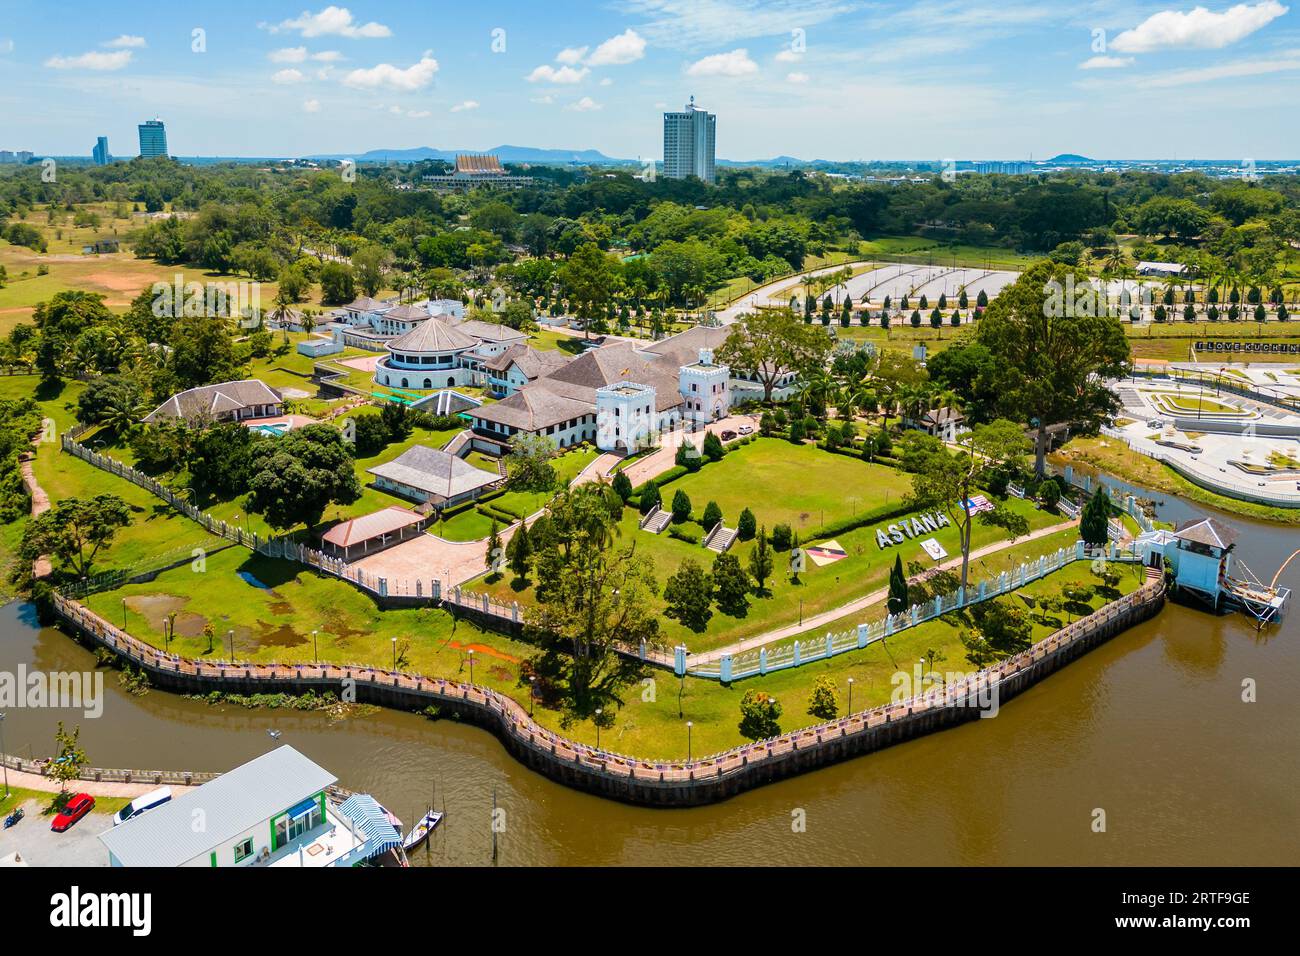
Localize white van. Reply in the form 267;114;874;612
112;786;173;826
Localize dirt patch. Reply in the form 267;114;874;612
125;594;207;636
254;621;307;648
448;640;520;664
84;271;152;295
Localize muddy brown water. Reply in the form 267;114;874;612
2;476;1297;866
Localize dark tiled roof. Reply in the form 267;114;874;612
367;445;499;499
1174;517;1238;550
387;318;478;353
144;380;282;424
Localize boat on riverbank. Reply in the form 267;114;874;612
403;809;443;850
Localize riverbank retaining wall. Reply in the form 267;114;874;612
49;574;1165;808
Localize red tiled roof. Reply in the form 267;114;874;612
321;506;425;548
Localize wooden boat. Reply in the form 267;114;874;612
402;808;443;850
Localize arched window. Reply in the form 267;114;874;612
447;376;455;387
423;378;432;389
401;378;409;389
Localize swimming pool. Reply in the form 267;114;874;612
251;422;291;437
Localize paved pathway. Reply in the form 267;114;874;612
685;518;1081;665
2;766;194;798
19;449;52;578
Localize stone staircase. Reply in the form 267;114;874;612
703;523;737;553
639;506;671;534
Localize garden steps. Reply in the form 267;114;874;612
640;506;671;534
704;524;737;553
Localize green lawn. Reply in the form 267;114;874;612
659;438;913;532
80;541;1137;761
476;480;1061;655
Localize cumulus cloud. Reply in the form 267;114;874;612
343;55;439;91
1111;1;1288;53
527;63;589;83
587;28;646;65
787;71;809;83
556;46;589;65
450;100;480;112
566;96;602;111
303;98;321;112
312;50;344;61
1080;55;1135;69
686;48;758;76
407;109;431;118
270;46;308;62
103;35;146;49
273;68;306;84
775;49;802;63
45;50;132;70
0;39;13;55
265;5;391;39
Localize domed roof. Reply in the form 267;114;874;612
387;318;477;354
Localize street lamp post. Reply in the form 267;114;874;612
121;598;127;629
312;630;318;663
595;708;602;750
686;721;693;762
227;630;234;660
529;676;536;717
467;648;475;684
0;713;9;799
847;678;854;716
392;637;398;671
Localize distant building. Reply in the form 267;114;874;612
1136;261;1188;277
0;151;13;164
92;136;110;165
974;161;1032;175
421;154;535;191
664;97;716;184
138;119;168;158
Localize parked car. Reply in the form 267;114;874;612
113;786;172;826
720;430;737;441
737;424;754;435
51;793;95;832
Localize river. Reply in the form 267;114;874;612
1;474;1297;866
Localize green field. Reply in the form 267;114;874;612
475;441;1062;654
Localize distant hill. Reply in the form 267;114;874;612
305;144;635;165
1045;153;1093;164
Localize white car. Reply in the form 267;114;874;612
113;786;173;826
738;424;754;435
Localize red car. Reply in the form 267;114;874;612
51;793;95;832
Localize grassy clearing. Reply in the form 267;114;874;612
81;540;1135;760
476;455;1061;655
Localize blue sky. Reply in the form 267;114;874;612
3;1;1300;159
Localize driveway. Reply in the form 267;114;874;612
617;413;761;488
0;799;114;867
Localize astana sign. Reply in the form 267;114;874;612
875;511;952;549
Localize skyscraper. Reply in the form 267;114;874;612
93;136;110;165
663;97;716;185
138;120;168;159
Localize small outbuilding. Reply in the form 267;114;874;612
320;505;428;560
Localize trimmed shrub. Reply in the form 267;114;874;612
737;507;756;541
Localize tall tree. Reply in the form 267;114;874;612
717;308;833;403
977;261;1131;475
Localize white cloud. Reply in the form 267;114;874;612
774;49;802;63
270;46;308;63
303;98;321;112
0;39;13;55
450;99;480;112
343;55;440;91
273;68;306;84
620;0;853;50
686;48;757;76
566;96;602;111
1138;51;1300;86
787;71;809;83
312;50;344;61
599;77;614;86
1079;55;1134;69
1111;2;1288;54
587;28;646;65
104;35;146;49
556;46;589;65
531;94;555;104
265;5;392;39
527;63;589;83
315;66;335;80
407;109;432;118
44;50;132;70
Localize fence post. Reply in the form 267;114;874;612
825;634;833;659
759;648;768;676
673;644;687;677
856;623;868;648
793;641;801;666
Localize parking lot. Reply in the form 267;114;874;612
0;797;113;867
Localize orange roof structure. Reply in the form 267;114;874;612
455;154;505;176
321;506;425;549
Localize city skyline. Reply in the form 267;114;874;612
1;2;1300;161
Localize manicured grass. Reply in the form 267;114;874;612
0;785;131;818
490;447;601;519
475;485;1062;655
83;547;537;699
1053;435;1300;525
660;438;912;532
81;540;1137;761
430;508;497;543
